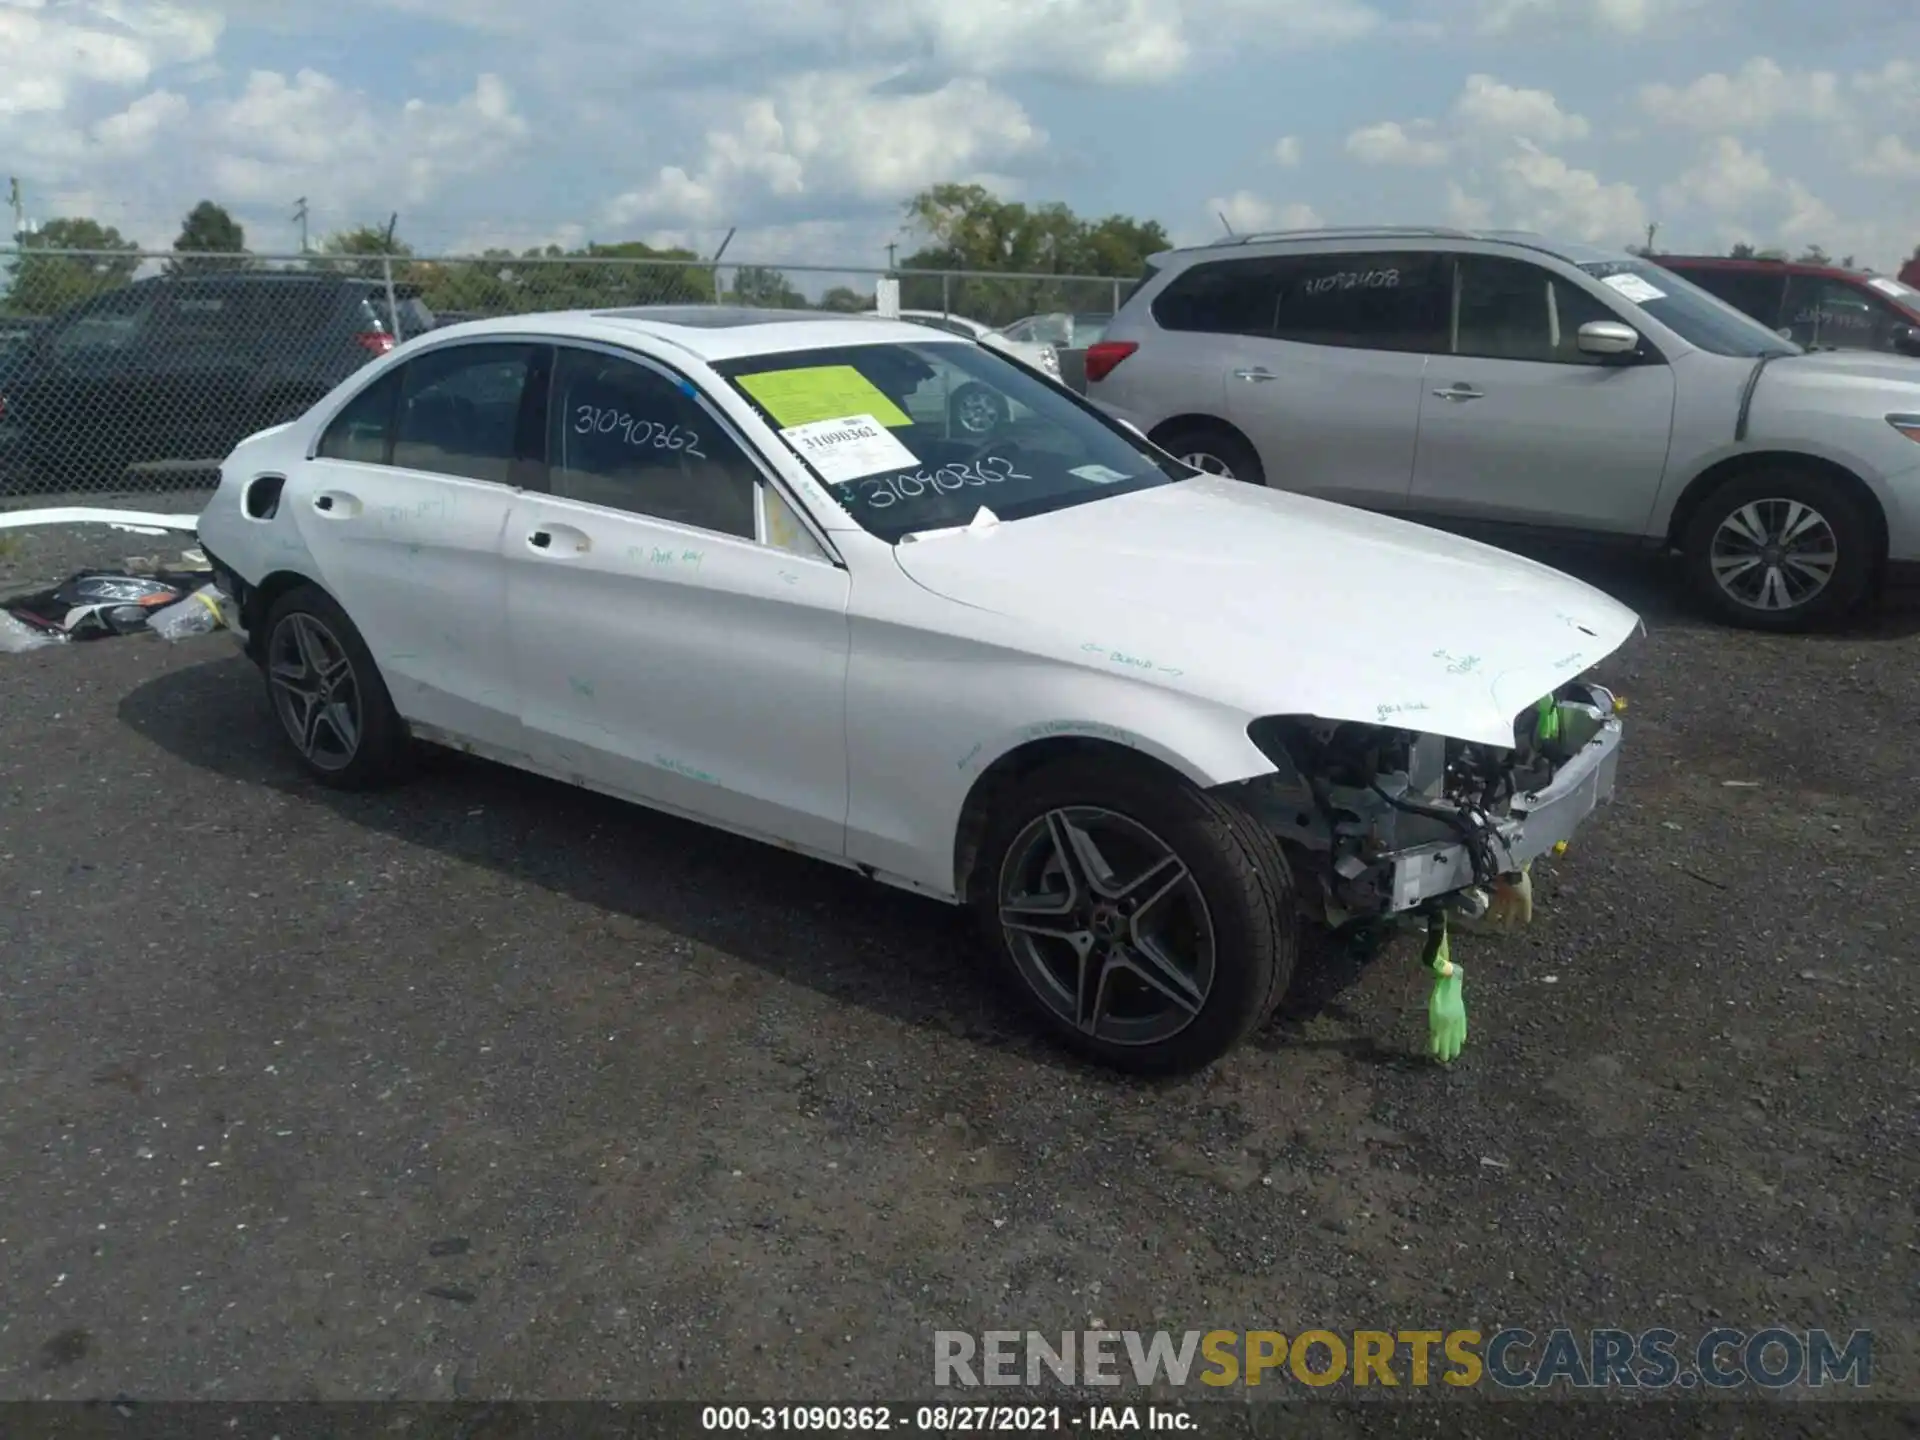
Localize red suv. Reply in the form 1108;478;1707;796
1657;254;1920;359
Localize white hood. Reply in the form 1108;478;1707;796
1771;350;1920;391
893;477;1642;749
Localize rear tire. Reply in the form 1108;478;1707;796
1681;468;1874;631
1154;423;1265;486
260;584;412;790
970;755;1297;1076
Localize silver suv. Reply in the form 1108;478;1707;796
1086;226;1920;630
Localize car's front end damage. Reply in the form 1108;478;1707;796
1220;679;1626;930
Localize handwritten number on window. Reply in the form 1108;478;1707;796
1301;268;1401;296
831;455;1030;511
572;403;708;458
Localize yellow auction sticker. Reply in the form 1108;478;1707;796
736;365;913;429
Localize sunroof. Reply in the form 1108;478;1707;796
593;306;842;328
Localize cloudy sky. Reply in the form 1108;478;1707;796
3;0;1917;275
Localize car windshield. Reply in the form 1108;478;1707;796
1868;275;1920;308
1576;258;1802;358
713;340;1192;543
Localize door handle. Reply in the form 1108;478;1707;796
1233;367;1278;382
526;524;590;555
312;491;359;516
1432;383;1485;402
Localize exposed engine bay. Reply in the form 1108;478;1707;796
1223;681;1625;927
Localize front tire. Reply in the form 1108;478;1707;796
261;584;411;789
1154;423;1265;486
970;756;1297;1075
1681;468;1874;631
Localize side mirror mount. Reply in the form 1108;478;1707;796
1577;320;1642;357
1893;325;1920;360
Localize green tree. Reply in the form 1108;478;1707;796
312;223;414;281
165;200;249;274
503;240;717;310
1729;241;1757;258
727;264;807;308
896;183;1168;325
4;217;141;315
1794;243;1832;265
817;285;871;312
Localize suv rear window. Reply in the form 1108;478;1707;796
1153;251;1446;353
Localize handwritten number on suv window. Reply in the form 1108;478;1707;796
1302;268;1401;296
833;455;1031;511
572;403;708;458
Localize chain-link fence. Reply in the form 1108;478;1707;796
0;247;1135;500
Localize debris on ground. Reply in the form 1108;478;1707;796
146;584;234;641
2;570;231;647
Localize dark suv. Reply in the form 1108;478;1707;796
0;272;435;492
1656;255;1920;359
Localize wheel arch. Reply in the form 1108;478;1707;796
951;734;1228;903
241;567;328;660
1147;412;1256;454
1665;450;1889;575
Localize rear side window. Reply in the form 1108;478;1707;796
391;342;539;484
1272;251;1447;353
1783;275;1891;351
317;367;401;464
1152;258;1290;335
1153;252;1446;353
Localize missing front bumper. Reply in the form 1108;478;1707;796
1374;711;1623;915
1229;684;1626;924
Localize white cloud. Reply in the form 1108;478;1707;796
1443;182;1494;230
1273;135;1303;167
1451;74;1589;145
1345;120;1449;166
1208;191;1323;237
193;69;529;217
0;0;221;117
1854;135;1920;181
1638;58;1843;132
1661;135;1776;215
1495;141;1648;243
1470;0;1694;35
603;70;1042;227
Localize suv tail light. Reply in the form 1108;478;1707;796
355;331;395;355
1083;340;1138;384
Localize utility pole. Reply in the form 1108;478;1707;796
885;241;898;270
1643;221;1659;255
292;196;309;253
7;178;23;245
381;212;399;251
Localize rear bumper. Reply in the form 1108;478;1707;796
1376;707;1624;914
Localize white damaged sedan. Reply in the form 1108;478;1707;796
195;306;1639;1074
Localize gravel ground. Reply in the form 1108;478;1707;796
1;507;1916;1424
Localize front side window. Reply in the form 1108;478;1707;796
1449;255;1625;364
1669;266;1787;328
391;342;538;484
547;347;759;540
1577;257;1798;358
713;339;1191;544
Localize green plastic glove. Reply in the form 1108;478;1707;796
1422;913;1467;1063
